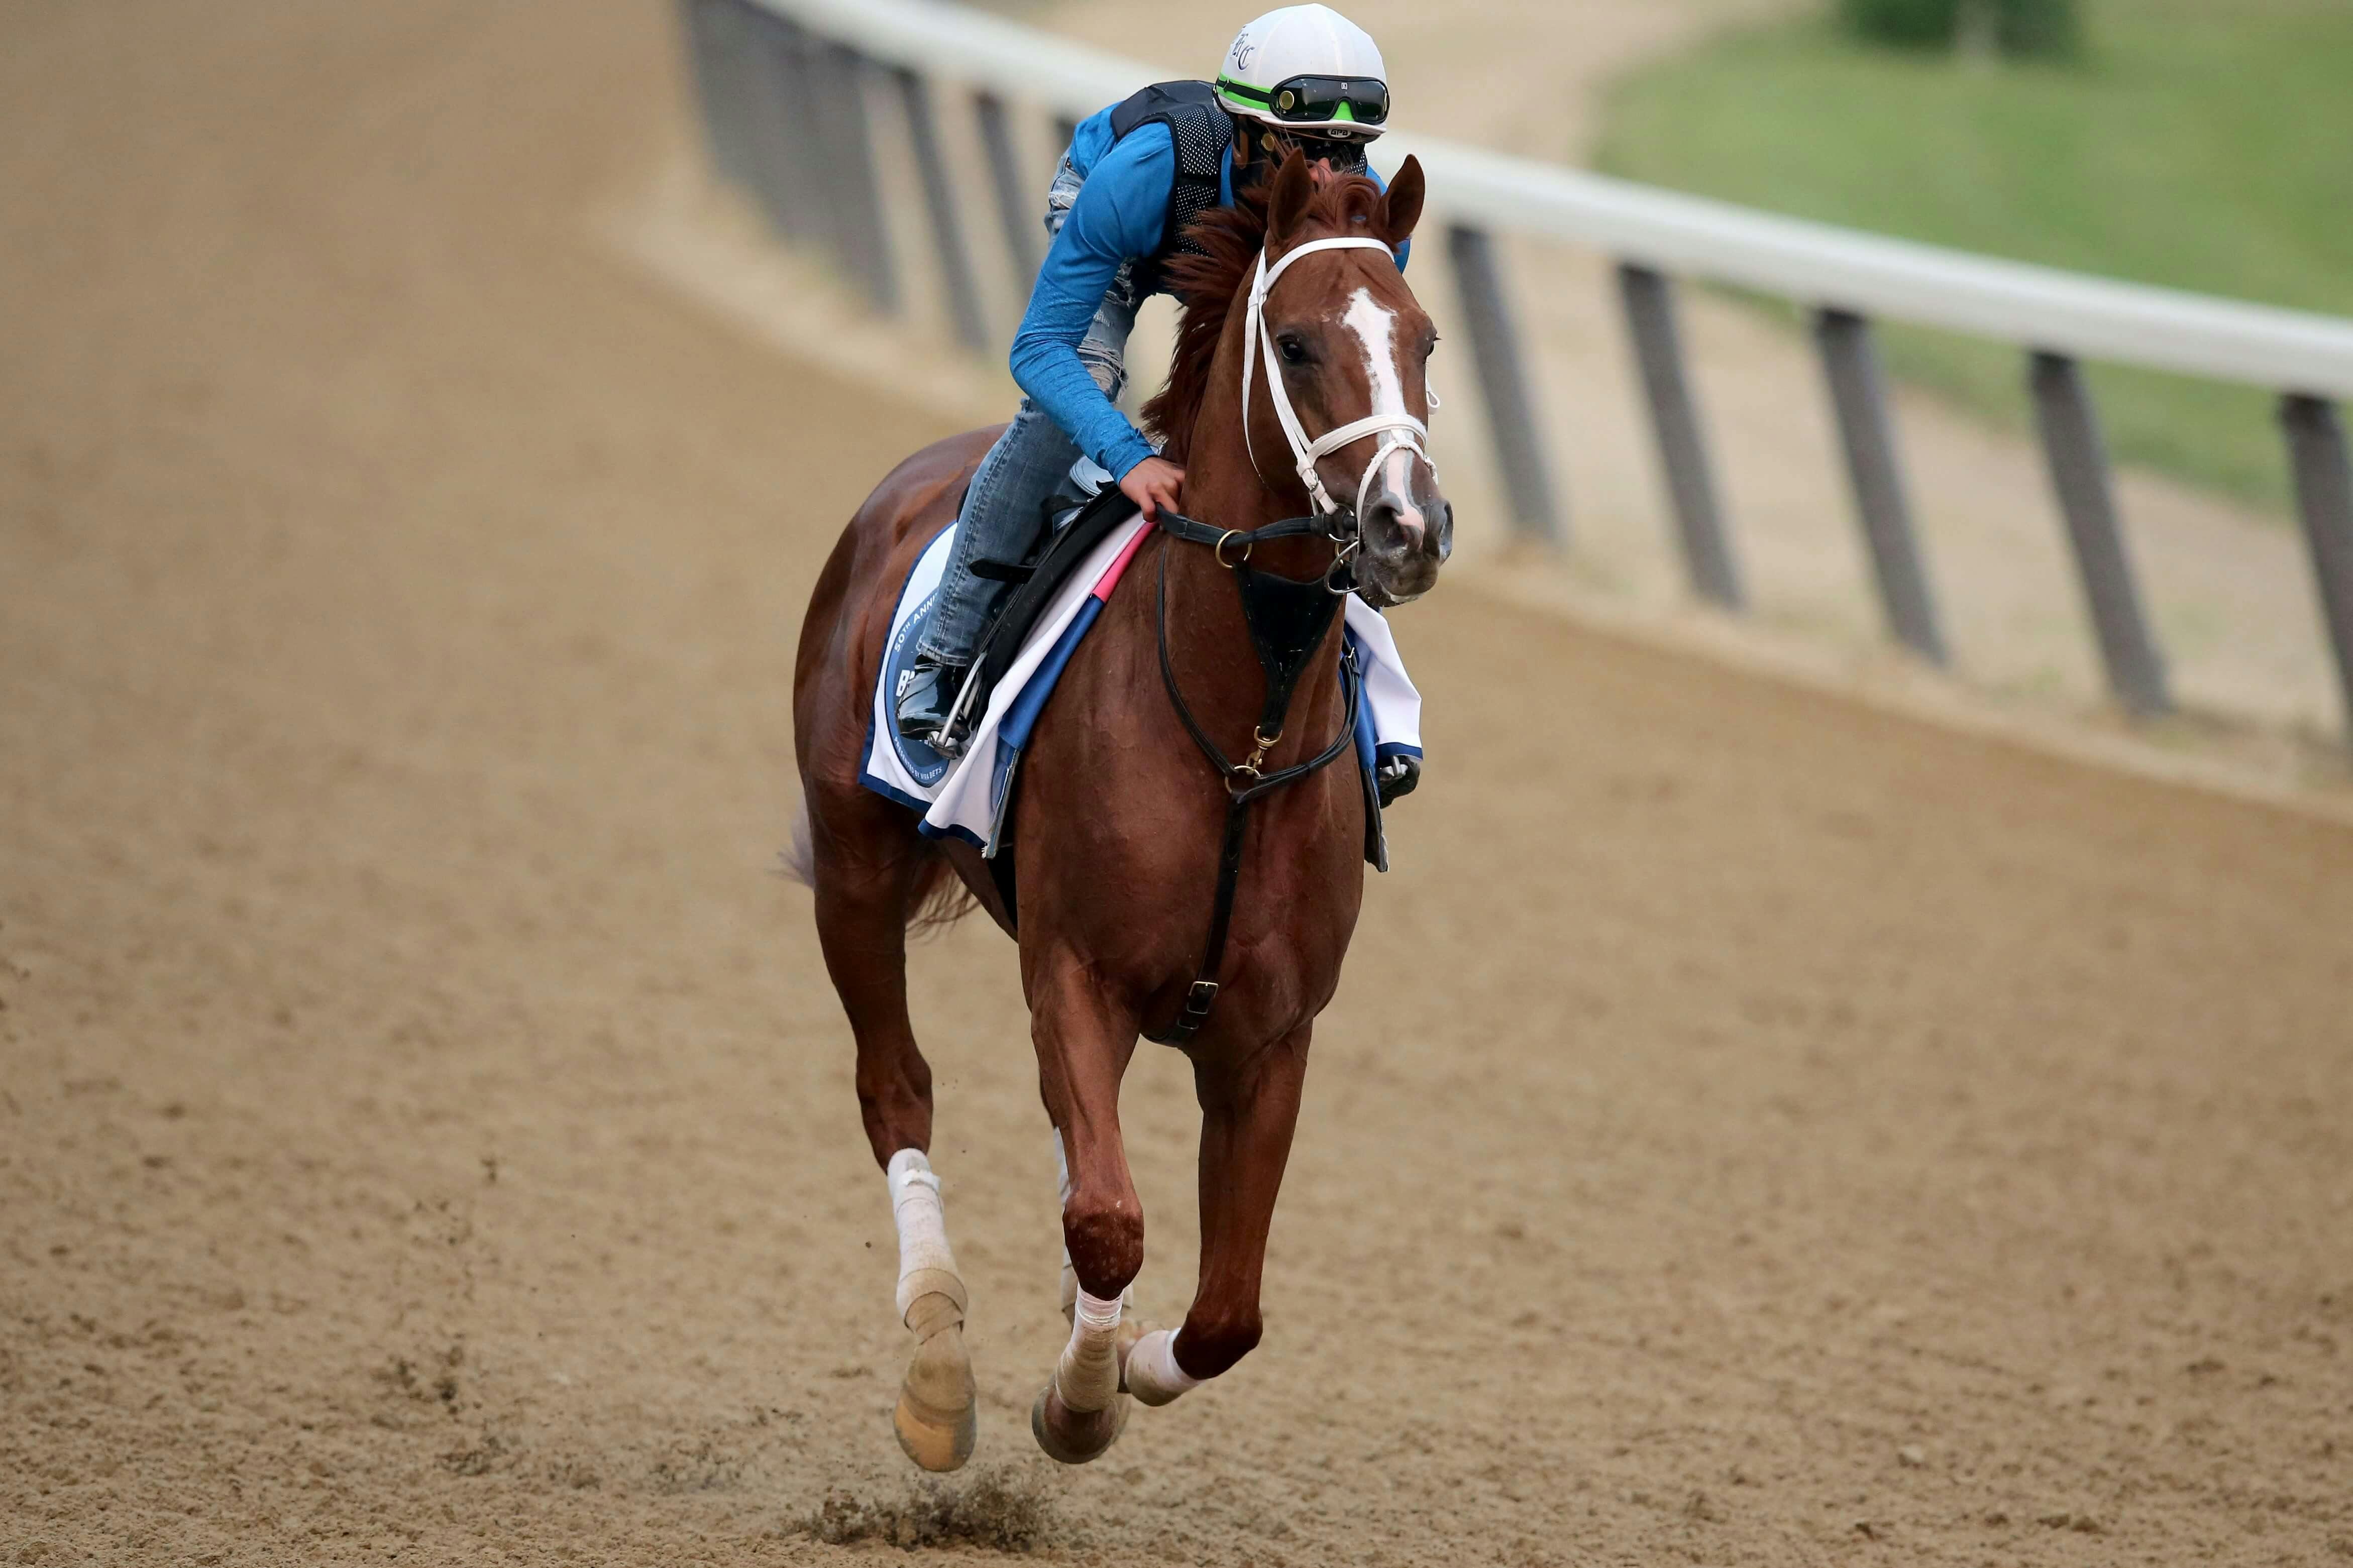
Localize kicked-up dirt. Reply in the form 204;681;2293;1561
3;2;2350;1564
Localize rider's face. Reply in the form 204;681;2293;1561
1240;122;1370;177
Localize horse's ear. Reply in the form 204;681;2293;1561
1266;149;1315;249
1380;155;1425;249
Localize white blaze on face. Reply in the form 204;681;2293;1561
1341;285;1425;534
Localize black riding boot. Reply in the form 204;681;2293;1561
893;656;970;755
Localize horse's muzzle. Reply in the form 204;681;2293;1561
1355;462;1451;606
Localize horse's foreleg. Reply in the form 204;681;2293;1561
1127;1027;1311;1407
810;806;975;1472
1052;1128;1134;1323
1027;961;1142;1464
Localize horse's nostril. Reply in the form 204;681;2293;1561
1363;495;1421;551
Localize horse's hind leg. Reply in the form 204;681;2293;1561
808;790;976;1472
1124;1026;1312;1409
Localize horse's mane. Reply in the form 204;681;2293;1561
1141;169;1398;466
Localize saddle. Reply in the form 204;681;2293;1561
951;479;1392;933
962;476;1142;723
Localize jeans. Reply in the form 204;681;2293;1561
916;157;1139;669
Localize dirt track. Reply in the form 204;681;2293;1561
5;3;2352;1563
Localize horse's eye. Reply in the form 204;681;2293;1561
1277;335;1309;367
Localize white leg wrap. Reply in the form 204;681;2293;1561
886;1149;964;1325
1054;1287;1125;1413
1122;1327;1202;1407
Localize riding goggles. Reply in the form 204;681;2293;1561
1218;73;1389;129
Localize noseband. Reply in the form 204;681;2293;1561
1143;234;1425;1047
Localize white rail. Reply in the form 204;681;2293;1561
684;0;2353;732
760;0;2353;399
1406;142;2353;402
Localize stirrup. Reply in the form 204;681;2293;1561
894;658;970;754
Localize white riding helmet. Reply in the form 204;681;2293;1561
1215;6;1391;142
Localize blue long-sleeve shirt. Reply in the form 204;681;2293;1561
1009;105;1406;483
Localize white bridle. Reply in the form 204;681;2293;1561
1241;236;1435;522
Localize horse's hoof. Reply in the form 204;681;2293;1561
894;1321;977;1473
894;1384;978;1473
1029;1379;1128;1466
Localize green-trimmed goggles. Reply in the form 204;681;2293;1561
1218;73;1390;130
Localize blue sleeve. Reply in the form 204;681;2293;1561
1006;127;1175;482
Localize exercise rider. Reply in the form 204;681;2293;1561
894;4;1403;754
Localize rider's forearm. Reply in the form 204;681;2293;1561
1009;324;1154;482
1006;132;1171;485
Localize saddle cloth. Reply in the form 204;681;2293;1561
859;516;1423;856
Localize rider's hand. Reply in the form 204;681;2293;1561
1118;457;1186;521
1376;754;1421;808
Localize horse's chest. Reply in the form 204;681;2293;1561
1016;765;1365;1025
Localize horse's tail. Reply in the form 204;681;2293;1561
778;796;816;887
779;794;977;936
905;850;978;937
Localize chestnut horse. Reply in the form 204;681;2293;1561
792;151;1447;1470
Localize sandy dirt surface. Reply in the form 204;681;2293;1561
6;3;2353;1565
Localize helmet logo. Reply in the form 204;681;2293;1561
1231;38;1255;72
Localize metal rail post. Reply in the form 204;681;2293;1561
1617;263;1741;608
891;66;990;352
690;0;761;193
734;9;822;242
1813;308;1946;663
2028;352;2170;715
677;0;733;185
764;20;840;257
806;43;900;312
2281;394;2353;731
974;92;1042;286
1447;225;1565;546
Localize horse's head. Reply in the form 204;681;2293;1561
1254;150;1448;607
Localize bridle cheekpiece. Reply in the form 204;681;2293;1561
1239;236;1435;543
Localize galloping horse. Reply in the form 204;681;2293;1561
792;151;1447;1469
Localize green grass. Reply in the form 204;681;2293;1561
1592;0;2353;510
